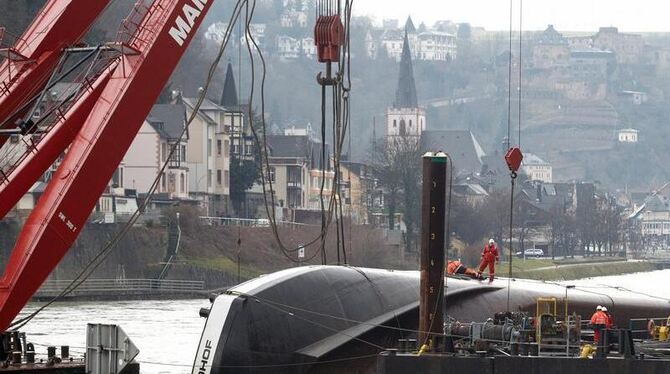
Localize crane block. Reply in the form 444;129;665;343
504;147;523;173
314;15;343;63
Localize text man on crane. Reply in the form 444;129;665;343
478;238;499;282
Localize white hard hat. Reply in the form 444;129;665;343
489;238;495;244
596;305;603;311
601;307;608;312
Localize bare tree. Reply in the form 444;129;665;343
370;135;422;252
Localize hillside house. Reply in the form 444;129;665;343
617;128;639;143
122;103;189;200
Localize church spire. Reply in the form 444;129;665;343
220;61;238;108
404;16;416;34
394;31;418;108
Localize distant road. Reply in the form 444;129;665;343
421;95;490;108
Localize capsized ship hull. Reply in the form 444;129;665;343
192;266;670;374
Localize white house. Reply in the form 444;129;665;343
96;187;139;222
266;130;333;214
280;10;308;28
381;30;406;61
618;128;639;143
633;196;670;238
522;153;552;183
122;103;190;200
417;31;457;61
205;22;230;44
276;35;300;59
380;18;457;62
620;90;648;105
183;97;232;216
239;23;267;49
364;30;379;59
301;37;316;58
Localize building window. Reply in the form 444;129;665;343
207;170;212;187
162;143;168;162
161;172;166;191
112;167;124;188
180;173;185;193
269;167;276;182
207;139;212;157
217;139;222;156
393;119;397;128
168;173;176;193
168;143;181;166
217;169;222;185
224;170;229;187
180;145;186;162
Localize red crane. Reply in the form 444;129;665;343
0;0;112;147
0;0;213;331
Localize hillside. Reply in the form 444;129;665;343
4;4;670;189
0;218;414;289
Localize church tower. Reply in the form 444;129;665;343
386;31;425;138
220;61;238;108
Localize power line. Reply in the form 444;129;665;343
518;0;523;148
241;0;332;264
506;0;513;150
241;0;354;264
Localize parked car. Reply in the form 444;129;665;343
515;248;545;258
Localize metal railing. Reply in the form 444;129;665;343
629;317;669;339
35;278;204;297
199;216;318;228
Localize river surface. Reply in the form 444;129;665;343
15;269;670;373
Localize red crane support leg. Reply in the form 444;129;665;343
0;0;213;331
0;69;112;219
0;0;111;145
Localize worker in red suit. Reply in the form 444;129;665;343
590;305;611;345
478;238;499;282
590;305;609;345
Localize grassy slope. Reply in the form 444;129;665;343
498;258;658;281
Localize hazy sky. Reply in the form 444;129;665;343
355;0;670;32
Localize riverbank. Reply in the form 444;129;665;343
500;258;662;281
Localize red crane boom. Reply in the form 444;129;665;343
0;0;112;146
0;0;213;331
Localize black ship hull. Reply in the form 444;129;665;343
192;266;670;374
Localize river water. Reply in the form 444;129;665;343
15;269;670;374
17;299;210;374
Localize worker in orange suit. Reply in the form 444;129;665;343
590;305;608;344
478;238;499;282
446;260;483;280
